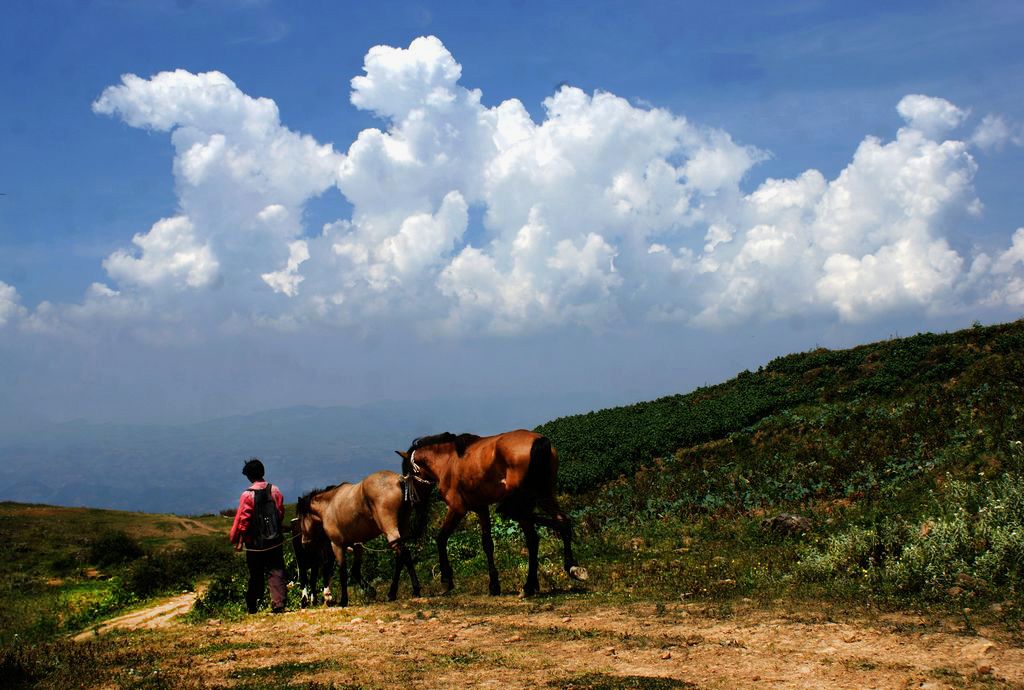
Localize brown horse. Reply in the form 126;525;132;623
397;429;587;596
295;470;421;606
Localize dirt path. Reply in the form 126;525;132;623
72;591;199;642
91;594;1024;689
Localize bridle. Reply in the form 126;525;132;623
408;450;433;483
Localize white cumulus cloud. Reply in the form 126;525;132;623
0;281;26;328
896;94;968;139
971;114;1024;151
11;36;1023;340
262;240;310;297
104;216;219;290
93;68;342;306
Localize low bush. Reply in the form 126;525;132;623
123;537;235;599
89;530;144;568
796;442;1024;600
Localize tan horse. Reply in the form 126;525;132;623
397;430;587;596
295;470;421;606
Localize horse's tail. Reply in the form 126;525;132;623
526;435;557;496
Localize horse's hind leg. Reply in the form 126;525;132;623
350;544;377;600
350;544;362;587
536;496;588;582
331;543;349;607
517;517;540;596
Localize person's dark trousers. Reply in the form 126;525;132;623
245;543;287;613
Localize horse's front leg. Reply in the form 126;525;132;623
388;538;422;598
331;543;349;607
436;507;466;593
304;554;317;608
387;540;403;601
351;544;377;600
320;546;336;605
477;509;501;596
404;547;421;597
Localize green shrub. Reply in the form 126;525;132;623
89;530;144;567
121;537;234;599
190;565;248;620
796;445;1024;600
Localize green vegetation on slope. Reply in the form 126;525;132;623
545;318;1023;618
539;320;1024;493
0;504;234;648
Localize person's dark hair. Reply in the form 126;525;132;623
242;457;265;482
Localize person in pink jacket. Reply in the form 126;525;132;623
229;458;287;613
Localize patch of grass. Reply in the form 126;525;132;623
431;648;492;667
229;660;344;689
0;632;206;689
929;666;1020;689
189;640;262;655
437;650;484;666
845;658;878;671
548;673;700;689
531;626;601;642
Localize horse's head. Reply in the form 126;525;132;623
394;448;435;539
295;491;325;546
395;449;414;476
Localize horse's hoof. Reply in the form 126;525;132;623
569;566;589;581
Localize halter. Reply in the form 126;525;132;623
401;450;432;506
406;450;433;485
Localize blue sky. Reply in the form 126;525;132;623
1;1;1023;427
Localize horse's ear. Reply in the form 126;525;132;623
395;450;408;460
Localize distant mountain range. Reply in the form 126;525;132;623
0;393;617;514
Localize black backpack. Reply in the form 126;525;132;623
248;484;282;548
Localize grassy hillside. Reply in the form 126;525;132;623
539;319;1024;494
530;319;1024;618
0;503;232;648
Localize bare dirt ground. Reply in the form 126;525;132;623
82;593;1024;689
72;591;200;642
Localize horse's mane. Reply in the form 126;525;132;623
410;432;481;457
296;484;346;516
